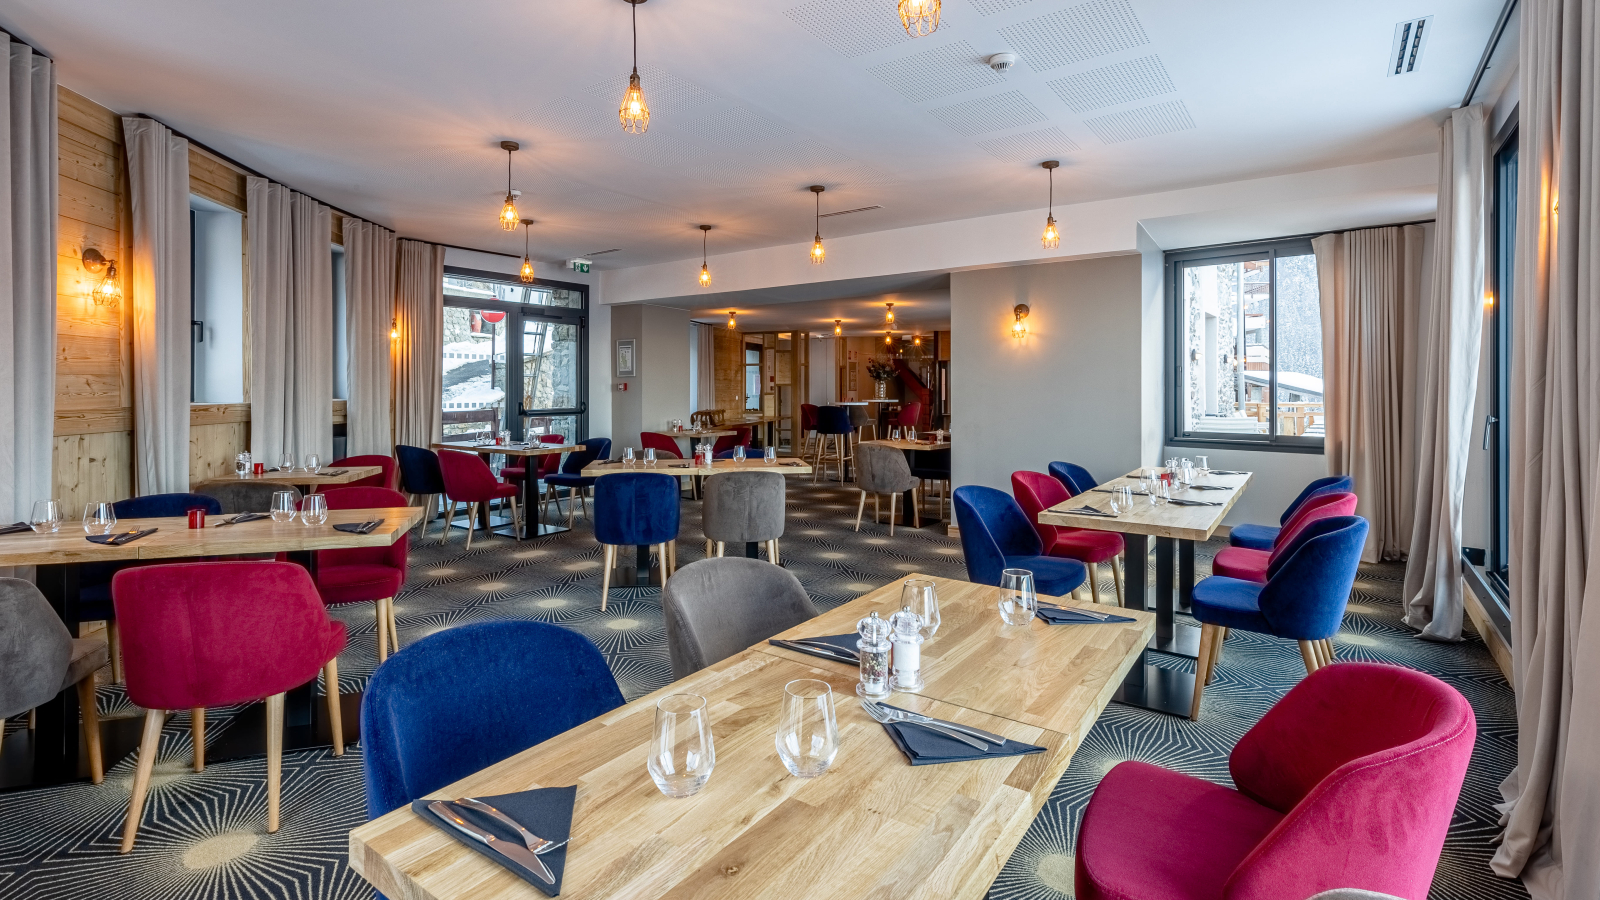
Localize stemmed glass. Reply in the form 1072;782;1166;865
82;502;116;536
775;680;838;778
271;491;298;523
300;493;328;526
998;568;1037;625
30;499;61;533
648;693;715;798
306;454;322;475
901;578;940;640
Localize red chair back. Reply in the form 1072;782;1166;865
317;487;410;571
712;426;751;455
801;404;819;432
895;403;922;428
537;434;568;477
640;432;683;459
439;449;504;503
332;454;395;489
1268;492;1358;568
112;561;347;711
1010;470;1071;550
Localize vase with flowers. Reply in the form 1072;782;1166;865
866;358;895;399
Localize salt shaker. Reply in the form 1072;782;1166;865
855;611;893;700
887;606;926;692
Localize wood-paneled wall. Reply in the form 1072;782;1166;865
712;327;745;413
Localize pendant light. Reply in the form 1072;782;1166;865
913;332;922;347
884;331;894;347
519;218;536;283
884;302;895;327
1040;160;1060;249
698;225;713;288
497;141;521;231
809;185;826;264
727;310;738;330
619;0;651;134
897;0;941;37
834;319;843;336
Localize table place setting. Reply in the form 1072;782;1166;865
333;520;383;535
1035;602;1137;625
865;699;1045;766
1067;504;1117;517
0;521;31;536
412;786;575;896
86;528;159;546
1165;497;1224;507
215;512;272;527
767;633;859;663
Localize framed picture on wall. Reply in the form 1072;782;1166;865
615;339;636;377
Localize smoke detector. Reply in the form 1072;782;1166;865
987;52;1018;73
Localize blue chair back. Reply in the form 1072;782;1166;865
1047;462;1098;496
952;485;1043;586
815;406;853;436
113;493;222;519
1281;475;1355;525
361;620;624;818
1258;516;1369;640
561;438;612;474
395;445;446;495
594;472;680;546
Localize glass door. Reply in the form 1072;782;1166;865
515;308;586;442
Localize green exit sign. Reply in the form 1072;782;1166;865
568;259;592;274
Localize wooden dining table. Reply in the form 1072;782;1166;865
0;505;423;788
1038;468;1251;716
349;573;1153;900
227;464;384;492
434;440;583;539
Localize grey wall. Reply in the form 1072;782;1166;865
610;304;691;450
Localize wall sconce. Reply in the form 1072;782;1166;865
1011;303;1029;339
82;248;121;306
1483;292;1495;309
390;318;399;339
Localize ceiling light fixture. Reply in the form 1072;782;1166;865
81;248;120;307
619;0;650;134
834;319;843;336
698;225;712;288
519;218;536;283
885;330;894;346
498;141;521;231
1040;160;1060;249
810;185;826;264
913;333;922;347
727;310;737;330
898;0;941;37
884;302;895;327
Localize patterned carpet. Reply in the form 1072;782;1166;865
0;479;1527;900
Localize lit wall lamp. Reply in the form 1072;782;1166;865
1011;303;1030;339
390;318;399;340
82;248;121;306
912;333;922;347
1483;291;1495;309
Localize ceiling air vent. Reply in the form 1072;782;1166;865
1389;16;1432;76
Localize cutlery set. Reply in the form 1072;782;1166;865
428;798;566;885
86;528;158;546
860;700;1008;750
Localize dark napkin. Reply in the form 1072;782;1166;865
412;785;576;897
1207;470;1248;475
321;469;348;476
86;528;158;546
881;720;1045;766
1067;505;1116;517
1166;498;1222;507
220;512;271;526
333;520;382;534
0;522;32;536
1036;604;1137;625
1092;488;1149;496
1187;484;1233;491
768;632;859;663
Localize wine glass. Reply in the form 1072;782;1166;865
733;445;746;462
775;679;838;778
622;447;636;467
644;447;658;467
647;693;716;798
270;491;298;523
300;493;328;526
82;502;116;536
279;453;295;472
29;499;61;533
764;446;777;465
901;578;939;640
305;453;321;475
997;568;1037;625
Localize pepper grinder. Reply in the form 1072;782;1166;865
887;606;926;692
855;611;893;700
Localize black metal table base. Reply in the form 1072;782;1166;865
608;545;662;587
1114;660;1198;718
1113;532;1203;717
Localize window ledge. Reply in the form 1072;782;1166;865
1167;436;1324;455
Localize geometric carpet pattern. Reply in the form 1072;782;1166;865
0;479;1528;900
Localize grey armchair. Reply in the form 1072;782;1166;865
855;443;920;535
661;557;820;680
0;578;106;783
701;471;787;564
195;480;302;514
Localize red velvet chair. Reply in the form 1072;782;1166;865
112;561;347;853
711;425;752;456
331;454;395;489
500;433;567;499
892;402;922;434
1213;492;1358;584
800;404;820;457
438;449;521;549
1011;470;1125;605
315;486;409;662
1076;662;1475;900
639;432;683;459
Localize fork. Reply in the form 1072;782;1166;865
451;797;568;855
860;700;989;750
1037;602;1112;621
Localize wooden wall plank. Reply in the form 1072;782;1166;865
54;409;133;436
59;174;119;231
53;432;133;512
58;87;120;141
188;147;247;211
191;422;250;483
57;334;123;376
190;403;251;427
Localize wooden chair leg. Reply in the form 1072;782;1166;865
771;539;780;566
855;491;867;531
27;708;34;731
913;488;921;528
388;599;400;652
667;540;676;576
715;541;725;558
465;502;478;550
325;659;344;756
1088;564;1101;604
266;693;283;833
705;538;714;558
1112;554;1126;607
888;493;897;537
191;707;206;772
439;501;456;545
374;598;390;663
600;545;614;612
108;620;123;684
76;677;103;784
1190;624;1219;720
1322;638;1335;665
120;708;166;853
1207;627;1225;684
1298;640;1320;675
509;497;522;538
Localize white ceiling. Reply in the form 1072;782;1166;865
671;270;952;333
7;0;1498;269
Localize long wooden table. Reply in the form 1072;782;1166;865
1038;469;1251;716
350;574;1153;900
219;465;384;491
435;441;583;539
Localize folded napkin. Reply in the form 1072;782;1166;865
333;520;382;534
221;512;272;525
1067;505;1116;517
1036;604;1137;625
321;469;348;476
881;720;1045;766
1187;484;1233;491
86;528;158;546
413;785;575;897
1207;470;1248;475
0;522;32;536
768;632;859;663
1166;498;1222;507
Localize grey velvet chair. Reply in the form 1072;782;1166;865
701;471;787;564
195;480;302;514
855;443;920;535
0;578;106;783
661;557;820;680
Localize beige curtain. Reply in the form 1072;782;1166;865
122;117;191;494
1401;105;1489;640
1312;225;1427;562
393;239;443;450
343;218;396;457
1492;0;1600;895
695;323;715;410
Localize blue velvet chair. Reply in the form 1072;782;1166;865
361;620;624;819
1228;475;1355;550
543;438;612;527
79;493;225;683
395;444;448;538
1189;515;1369;720
1047;461;1099;496
952;485;1087;597
811;406;854;483
594;471;680;611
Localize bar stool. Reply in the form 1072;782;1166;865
846;403;875;443
701;470;786;562
594;472;681;611
812;406;854;483
800;404;820;458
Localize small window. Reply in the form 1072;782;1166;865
190;196;245;403
1487;125;1517;598
744;342;762;411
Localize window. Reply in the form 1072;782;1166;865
332;245;348;400
188;196;245;403
1487;124;1518;598
1167;237;1323;450
744;342;762;411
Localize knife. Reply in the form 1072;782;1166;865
786;638;861;659
770;639;858;663
878;703;1008;745
1037;602;1112;621
427;801;555;885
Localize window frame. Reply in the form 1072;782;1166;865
1165;235;1324;454
1486;111;1518;603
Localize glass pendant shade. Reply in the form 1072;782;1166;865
885;303;895;326
1041;215;1060;249
727;311;737;330
811;235;825;264
92;264;121;306
620;71;650;133
898;0;941;37
699;263;711;288
834;319;842;336
520;256;536;283
500;195;519;231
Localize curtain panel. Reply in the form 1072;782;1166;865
1492;0;1600;895
393;239;444;450
0;36;55;523
247;178;333;467
695;323;715;411
343;218;396;457
122;117;192;494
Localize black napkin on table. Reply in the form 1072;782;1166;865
768;632;858;662
1207;470;1248;475
881;720;1045;766
86;528;158;546
225;512;272;524
412;785;575;897
1036;604;1137;625
333;521;382;534
0;522;31;536
1067;505;1116;517
1166;498;1222;507
1187;484;1233;490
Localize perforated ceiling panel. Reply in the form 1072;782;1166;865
1048;55;1175;112
927;90;1047;136
975;127;1081;163
1083;99;1195;143
968;0;1039;14
784;0;945;58
997;0;1150;72
868;41;1004;103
